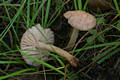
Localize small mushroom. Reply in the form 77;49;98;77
20;24;78;67
63;11;96;50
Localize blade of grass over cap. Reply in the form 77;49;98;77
18;45;64;75
20;51;65;75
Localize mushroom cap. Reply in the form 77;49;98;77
63;10;96;31
20;24;54;66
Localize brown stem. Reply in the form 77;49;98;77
36;42;78;67
65;28;79;50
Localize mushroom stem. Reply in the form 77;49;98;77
65;28;79;50
36;41;78;67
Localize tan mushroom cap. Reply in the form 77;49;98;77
20;24;54;66
63;11;96;31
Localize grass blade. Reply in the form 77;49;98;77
83;0;88;10
113;0;120;14
20;51;65;75
27;0;31;28
74;0;78;10
0;40;11;51
78;0;82;10
0;0;26;40
2;0;20;43
41;0;44;27
0;61;24;64
30;0;46;26
0;68;35;80
44;0;51;28
18;45;65;75
74;42;120;53
92;46;120;64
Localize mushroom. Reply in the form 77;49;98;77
63;11;96;50
20;24;78;67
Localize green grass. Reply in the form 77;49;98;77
74;0;88;10
30;0;46;27
113;0;120;14
0;68;35;80
0;0;26;40
19;48;64;75
74;42;120;53
0;0;66;79
0;0;120;79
